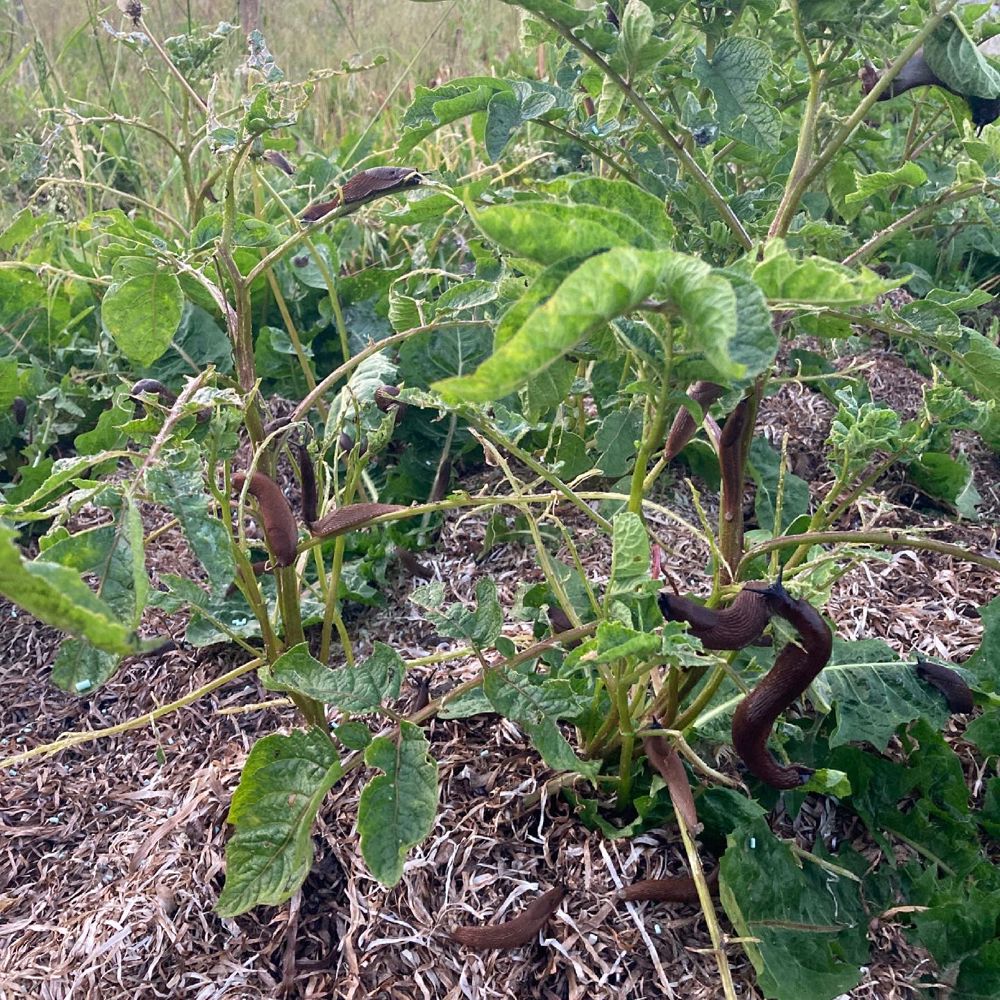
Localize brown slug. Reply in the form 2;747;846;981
11;396;27;425
130;379;209;422
232;471;299;568
308;502;405;539
622;868;719;903
374;384;406;415
294;442;319;527
663;381;725;462
914;658;974;714
450;886;566;950
643;734;698;833
658;584;774;650
730;583;833;789
302;166;424;222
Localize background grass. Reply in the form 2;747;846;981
0;0;523;222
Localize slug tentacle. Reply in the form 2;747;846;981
450;885;566;950
232;471;299;568
731;584;833;789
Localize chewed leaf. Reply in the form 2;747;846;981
358;722;438;886
216;728;342;916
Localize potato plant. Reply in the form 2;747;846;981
2;2;1000;997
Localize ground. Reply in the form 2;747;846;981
1;348;997;1000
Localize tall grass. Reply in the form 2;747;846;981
0;0;523;223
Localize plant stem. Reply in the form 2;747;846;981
738;529;1000;577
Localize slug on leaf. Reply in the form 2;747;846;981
730;583;833;789
232;471;299;568
450;886;566;950
914;658;974;714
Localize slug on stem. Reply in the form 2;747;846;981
450;886;566;950
663;381;725;462
232;471;299;568
302;166;424;222
659;584;774;650
731;583;833;789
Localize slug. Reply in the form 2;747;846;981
914;659;974;714
232;471;299;568
658;584;774;650
719;396;750;526
643;735;698;833
622;868;719;903
302;166;424;222
730;584;833;789
374;384;406;415
11;396;26;425
294;443;319;527
663;381;725;462
130;379;209;422
308;502;405;538
450;886;566;950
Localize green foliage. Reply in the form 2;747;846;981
2;4;1000;995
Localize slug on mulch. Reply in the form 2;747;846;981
450;886;566;950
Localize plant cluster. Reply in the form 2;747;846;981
2;1;1000;996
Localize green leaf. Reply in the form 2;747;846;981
753;240;898;307
746;437;811;533
483;668;596;775
621;0;655;76
0;208;44;251
409;577;503;647
435;245;659;401
50;639;121;694
692;37;780;151
829;722;981;877
908;451;982;519
264;641;404;711
595;406;642;477
966;710;1000;757
357;721;438;886
101;271;184;366
0;521;141;655
955;939;1000;999
500;0;591;28
655;254;744;378
484;91;524;163
845;162;927;205
398;77;513;154
216;727;342;916
470;200;656;264
967;594;1000;691
718;268;779;379
568;176;675;244
607;511;650;601
812;639;950;750
147;448;236;596
721;819;867;1000
924;14;1000;99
